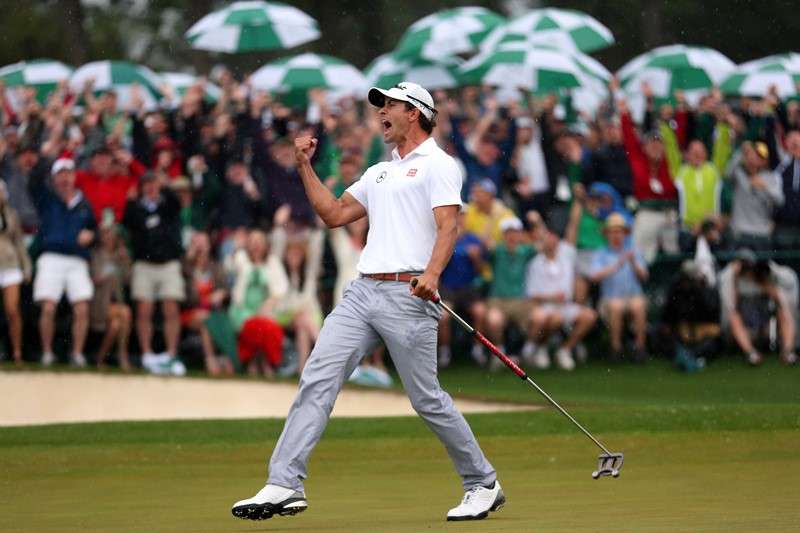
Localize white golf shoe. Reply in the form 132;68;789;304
232;483;307;521
446;481;505;521
555;347;576;371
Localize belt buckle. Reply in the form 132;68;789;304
394;273;400;282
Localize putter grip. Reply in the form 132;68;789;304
475;331;527;379
410;278;441;303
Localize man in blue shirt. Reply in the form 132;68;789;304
29;158;97;367
438;209;486;367
450;97;516;200
589;213;649;362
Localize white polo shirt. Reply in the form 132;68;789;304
345;137;462;274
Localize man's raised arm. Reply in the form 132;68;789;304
294;136;366;228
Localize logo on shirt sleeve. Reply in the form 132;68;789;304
406;168;417;177
376;171;387;183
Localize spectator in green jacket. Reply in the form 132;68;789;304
663;113;733;251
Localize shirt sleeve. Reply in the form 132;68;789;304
590;249;609;274
526;259;546;297
344;169;370;209
430;155;463;209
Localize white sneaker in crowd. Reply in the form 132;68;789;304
574;343;589;364
471;343;488;367
555;347;576;371
532;346;551;370
746;351;763;366
41;352;56;367
446;480;505;521
521;341;537;366
487;347;506;372
70;353;88;368
232;483;308;521
141;352;160;373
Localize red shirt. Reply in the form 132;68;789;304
76;160;146;223
620;111;677;202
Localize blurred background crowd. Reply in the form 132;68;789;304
2;1;800;381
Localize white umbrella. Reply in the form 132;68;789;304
70;60;163;111
250;53;367;96
186;1;319;53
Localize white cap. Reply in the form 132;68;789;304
368;82;437;120
500;217;523;232
51;158;75;175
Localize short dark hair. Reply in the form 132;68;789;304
404;102;435;134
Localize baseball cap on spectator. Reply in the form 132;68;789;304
368;82;437;121
603;212;630;233
16;143;38;155
91;143;112;157
499;217;523;233
170;176;192;191
339;151;362;167
680;259;703;280
569;122;590;137
735;248;757;265
153;137;178;154
753;141;769;160
642;130;662;143
516;116;535;129
140;171;158;183
51;157;75;175
474;178;497;196
541;209;568;238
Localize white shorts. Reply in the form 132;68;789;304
0;268;23;288
33;253;94;303
538;302;583;327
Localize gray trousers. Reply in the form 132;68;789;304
267;277;496;492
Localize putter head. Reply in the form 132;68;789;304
592;452;624;479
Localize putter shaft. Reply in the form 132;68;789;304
436;299;614;457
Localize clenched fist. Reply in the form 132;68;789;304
295;136;318;166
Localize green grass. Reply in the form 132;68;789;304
1;358;799;532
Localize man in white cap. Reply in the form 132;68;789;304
29;157;97;367
232;83;503;522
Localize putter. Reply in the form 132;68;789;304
412;280;624;479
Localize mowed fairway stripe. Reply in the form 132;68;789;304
1;419;798;532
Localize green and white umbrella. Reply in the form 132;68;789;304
721;53;800;97
186;1;319;53
0;59;73;103
459;42;610;93
161;72;222;103
394;7;505;62
618;44;735;97
70;61;163;111
365;54;460;91
480;8;615;55
250;53;367;95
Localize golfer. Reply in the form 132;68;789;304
232;82;504;522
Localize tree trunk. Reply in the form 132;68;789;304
60;0;90;64
641;0;664;49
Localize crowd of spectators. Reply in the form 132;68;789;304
1;68;799;377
